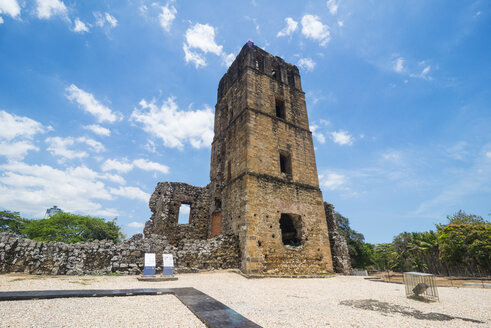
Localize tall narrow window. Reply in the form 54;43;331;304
279;151;292;175
178;204;190;224
275;98;285;119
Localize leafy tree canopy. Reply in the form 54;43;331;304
1;210;124;244
445;210;486;225
0;210;30;235
22;212;124;244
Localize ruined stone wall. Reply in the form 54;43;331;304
0;232;239;275
144;182;211;245
324;202;352;275
241;175;333;275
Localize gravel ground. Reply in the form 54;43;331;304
0;271;489;328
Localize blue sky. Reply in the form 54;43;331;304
0;0;489;243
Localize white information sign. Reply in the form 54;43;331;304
144;253;156;267
163;254;174;267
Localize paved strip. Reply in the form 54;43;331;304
0;288;262;328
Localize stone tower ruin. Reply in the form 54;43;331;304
144;42;334;276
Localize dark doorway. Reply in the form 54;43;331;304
279;214;301;246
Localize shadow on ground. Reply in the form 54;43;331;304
340;299;484;324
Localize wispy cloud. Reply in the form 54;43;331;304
331;130;354;145
277;17;298;37
66;84;122;123
159;2;176;32
45;136;105;161
297;58;316;71
109;186;150;203
326;0;339;15
84;124;111;137
128;221;144;228
319;172;346;190
73;18;90;33
94;12;118;28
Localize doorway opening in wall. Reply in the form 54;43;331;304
279;214;302;246
178;204;190;224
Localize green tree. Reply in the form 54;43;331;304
437;222;490;275
0;210;31;235
445;210;486;225
22;213;124;244
335;212;374;269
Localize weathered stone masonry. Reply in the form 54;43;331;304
0;232;239;275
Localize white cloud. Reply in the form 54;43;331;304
319;173;346;190
301;15;330;46
159;2;176;32
45;136;104;160
0;0;21;19
277;17;298;37
73;18;89;33
94;12;118;28
393;57;404;73
0;110;47;141
133;158;169;174
105;13;117;27
109;186;150;203
101;158;169;175
66;84;122;123
337;20;344;27
183;23;233;68
0;141;38;160
45;137;87;160
35;0;67;19
128;221;144;228
410;65;431;80
297;58;316;71
144;140;156;153
102;158;133;173
0;16;3;23
77;137;105;153
486;151;491;159
183;44;206;68
310;124;326;144
185;23;222;55
130;97;214;149
0;161;118;218
331;130;354;145
0;110;49;160
84;124;111;136
327;0;339;15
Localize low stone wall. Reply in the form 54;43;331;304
0;232;239;275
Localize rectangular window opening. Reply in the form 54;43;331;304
279;152;292;175
275;98;285;119
280;214;302;246
178;204;190;225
